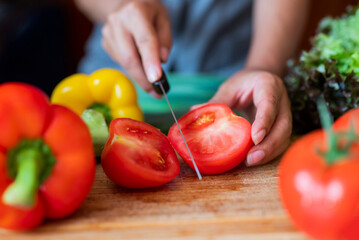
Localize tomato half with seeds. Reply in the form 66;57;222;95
168;103;253;175
101;118;180;188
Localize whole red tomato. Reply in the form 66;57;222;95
279;107;359;240
333;108;359;133
101;118;180;188
168;103;253;175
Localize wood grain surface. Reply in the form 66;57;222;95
0;157;310;240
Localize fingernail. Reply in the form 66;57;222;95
147;65;161;83
253;129;266;145
246;150;265;167
160;47;169;62
149;90;162;99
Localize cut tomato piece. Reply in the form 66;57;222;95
168;103;253;175
101;118;180;188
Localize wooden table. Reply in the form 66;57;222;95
1;157;310;240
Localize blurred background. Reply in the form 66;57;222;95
0;0;357;96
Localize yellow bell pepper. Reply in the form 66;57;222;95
51;68;143;122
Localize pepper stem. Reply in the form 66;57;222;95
2;149;40;208
88;102;112;126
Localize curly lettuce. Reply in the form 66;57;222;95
285;6;359;133
301;7;359;76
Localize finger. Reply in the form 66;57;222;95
208;82;237;107
245;96;292;167
126;10;162;83
103;21;157;94
251;76;282;145
208;71;254;109
155;11;172;62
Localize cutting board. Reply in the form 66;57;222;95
0;155;310;240
1;74;309;239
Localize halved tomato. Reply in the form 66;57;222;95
101;118;180;188
168;103;253;175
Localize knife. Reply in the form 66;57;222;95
152;71;202;180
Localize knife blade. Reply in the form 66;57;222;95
152;71;202;180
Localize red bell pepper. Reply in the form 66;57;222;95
0;83;96;231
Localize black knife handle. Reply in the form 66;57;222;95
152;71;170;95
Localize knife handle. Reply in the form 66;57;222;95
152;71;170;95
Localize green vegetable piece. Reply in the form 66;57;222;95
82;109;110;156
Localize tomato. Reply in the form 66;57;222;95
101;118;180;188
279;107;359;240
168;103;253;175
333;108;359;132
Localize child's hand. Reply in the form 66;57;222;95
207;70;292;167
101;0;171;96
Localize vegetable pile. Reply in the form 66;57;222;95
0;69;254;231
284;6;359;133
51;68;144;155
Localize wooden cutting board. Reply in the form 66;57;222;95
0;156;310;240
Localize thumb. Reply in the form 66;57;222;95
190;85;233;111
208;84;234;107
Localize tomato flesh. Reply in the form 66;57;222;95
168;103;253;175
101;118;180;188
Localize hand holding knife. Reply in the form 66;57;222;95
152;71;202;180
99;0;202;179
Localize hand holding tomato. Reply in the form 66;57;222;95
206;70;292;166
